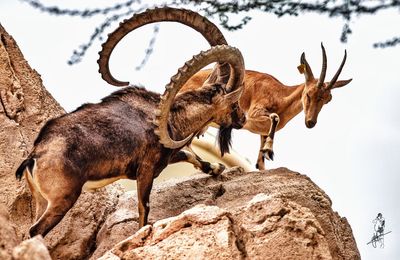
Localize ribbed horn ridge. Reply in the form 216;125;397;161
327;50;347;89
153;45;244;149
97;7;227;86
317;43;327;88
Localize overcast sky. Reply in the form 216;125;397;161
1;1;399;259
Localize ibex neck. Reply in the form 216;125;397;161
169;104;213;140
280;84;304;125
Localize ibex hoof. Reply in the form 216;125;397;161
29;225;41;238
255;163;266;171
209;163;225;175
262;148;274;161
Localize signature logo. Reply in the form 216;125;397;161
367;213;392;248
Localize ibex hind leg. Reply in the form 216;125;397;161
256;135;267;170
28;169;82;237
262;113;280;161
29;189;81;237
261;137;275;161
24;170;48;221
257;113;280;169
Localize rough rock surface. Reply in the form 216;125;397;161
0;204;19;260
0;23;65;239
94;167;360;260
91;192;140;259
12;236;51;260
44;185;124;260
100;199;333;260
101;205;243;260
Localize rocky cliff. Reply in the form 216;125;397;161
0;22;65;240
95;167;360;260
0;24;360;260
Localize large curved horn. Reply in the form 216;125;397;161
300;52;315;83
98;7;227;86
317;43;327;88
327;50;347;89
154;45;244;149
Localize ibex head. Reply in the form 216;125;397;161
153;45;246;155
298;43;352;128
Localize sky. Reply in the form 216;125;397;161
1;1;399;259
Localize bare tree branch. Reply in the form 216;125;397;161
135;24;160;70
19;0;400;67
19;0;141;17
374;36;400;48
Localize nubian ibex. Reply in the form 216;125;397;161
98;7;352;170
16;45;245;237
190;45;352;170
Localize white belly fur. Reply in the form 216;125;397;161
82;176;127;192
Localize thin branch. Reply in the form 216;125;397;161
67;8;139;65
374;36;400;48
20;0;400;67
135;24;160;70
19;0;141;18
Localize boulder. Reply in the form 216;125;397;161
101;205;242;260
12;236;51;260
95;168;360;259
44;185;124;260
100;197;333;259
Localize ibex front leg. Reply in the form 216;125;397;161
255;113;280;170
136;162;156;228
169;146;225;175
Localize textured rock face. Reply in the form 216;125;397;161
0;23;65;239
91;192;140;259
235;195;331;259
0;205;19;260
101;198;333;260
101;205;243;260
44;186;124;260
96;168;360;260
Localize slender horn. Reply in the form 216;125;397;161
317;43;327;88
327;50;347;89
153;45;244;149
98;7;227;86
300;52;315;83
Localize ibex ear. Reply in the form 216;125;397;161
330;79;352;89
224;87;243;104
297;64;306;74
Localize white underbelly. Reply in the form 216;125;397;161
82;176;127;192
